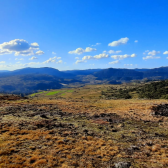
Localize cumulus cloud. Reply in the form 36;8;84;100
143;56;160;60
134;40;138;43
148;50;160;56
131;53;136;57
56;60;63;64
108;50;122;54
0;39;44;56
108;37;129;47
109;60;119;64
29;56;38;60
43;57;57;64
35;50;44;55
163;51;168;55
75;60;86;64
57;57;61;59
75;57;79;59
75;53;109;64
93;53;109;59
30;42;39;49
68;47;97;55
91;43;101;46
111;53;136;60
82;56;92;60
52;52;56;55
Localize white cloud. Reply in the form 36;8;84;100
15;58;24;61
134;40;138;43
108;37;129;47
43;56;58;64
75;60;86;64
75;57;79;59
35;50;44;55
85;47;96;52
148;50;160;56
69;48;84;55
108;50;122;54
68;47;97;55
143;56;160;60
131;53;136;57
82;55;92;60
75;53;109;64
52;52;56;55
56;60;63;64
163;51;168;55
30;42;39;49
0;39;43;56
29;56;38;60
93;53;109;59
0;50;12;55
57;57;61;59
0;61;5;64
111;53;136;60
91;43;101;46
15;50;35;56
109;60;119;64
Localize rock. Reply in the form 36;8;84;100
40;114;48;119
115;162;131;168
151;104;168;116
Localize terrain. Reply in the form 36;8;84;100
0;66;168;94
1;85;168;167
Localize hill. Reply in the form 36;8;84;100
0;74;62;95
0;67;75;79
93;68;144;81
63;69;102;76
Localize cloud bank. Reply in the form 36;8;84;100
0;39;44;56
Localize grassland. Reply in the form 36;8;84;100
1;84;168;167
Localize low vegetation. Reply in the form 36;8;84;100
1;83;168;167
102;80;168;99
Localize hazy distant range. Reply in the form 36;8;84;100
0;66;167;94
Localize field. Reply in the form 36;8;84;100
1;84;168;167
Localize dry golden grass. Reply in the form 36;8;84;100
1;85;168;167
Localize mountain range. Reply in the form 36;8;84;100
0;66;168;94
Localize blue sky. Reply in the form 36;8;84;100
0;0;168;71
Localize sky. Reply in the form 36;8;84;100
0;0;168;71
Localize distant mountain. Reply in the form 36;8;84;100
0;66;168;94
134;68;149;72
0;74;62;94
143;67;168;80
93;68;143;81
63;69;102;76
0;67;75;79
0;70;9;73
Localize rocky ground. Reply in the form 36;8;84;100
1;93;168;167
